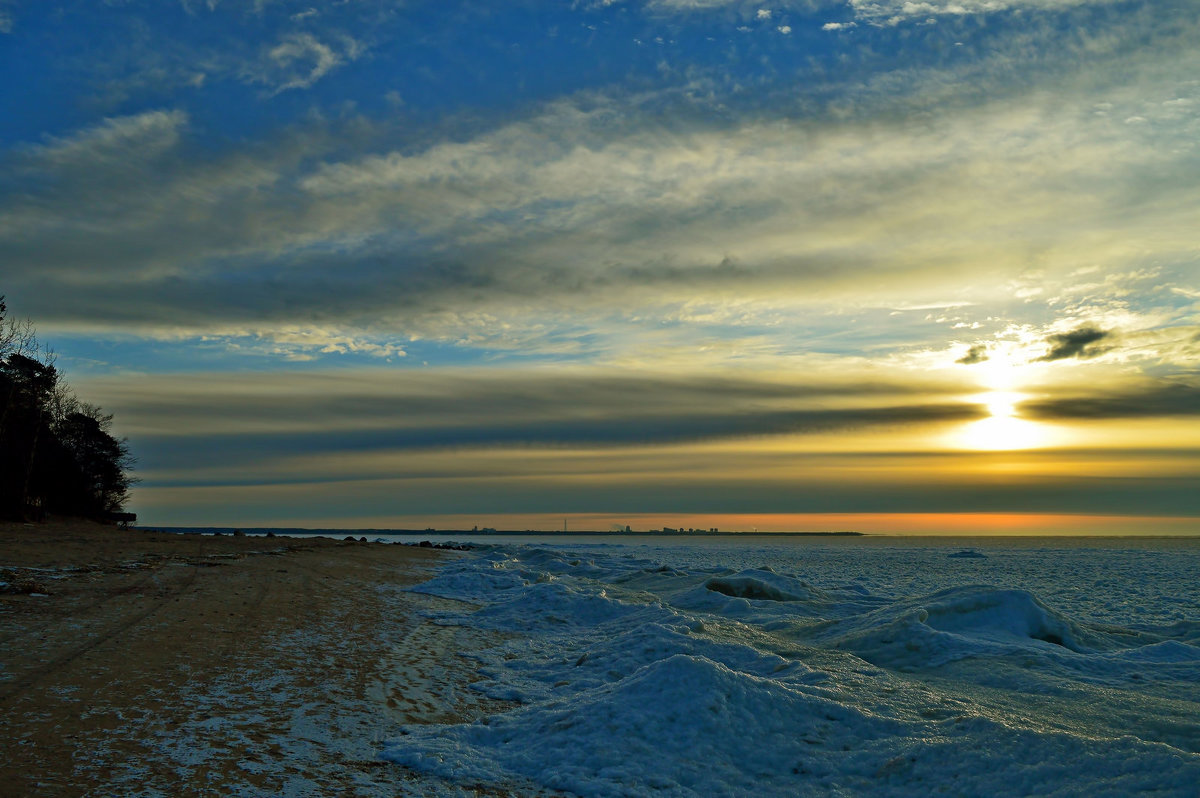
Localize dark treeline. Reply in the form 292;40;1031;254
0;296;135;521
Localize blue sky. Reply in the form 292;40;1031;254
2;0;1198;529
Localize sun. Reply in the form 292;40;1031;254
951;349;1052;451
957;400;1047;450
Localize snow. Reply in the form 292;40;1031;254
384;537;1200;796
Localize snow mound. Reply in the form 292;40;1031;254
384;654;896;797
806;586;1105;670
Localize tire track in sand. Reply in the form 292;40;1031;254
0;555;202;704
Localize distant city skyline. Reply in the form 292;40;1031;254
144;514;1200;537
2;1;1198;531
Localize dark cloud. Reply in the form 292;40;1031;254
201;401;978;450
91;372;958;428
2;207;869;336
1022;380;1200;420
957;344;989;365
117;372;985;471
1034;325;1111;362
134;399;983;472
76;368;983;479
140;472;1200;519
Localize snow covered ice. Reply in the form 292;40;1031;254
383;537;1200;796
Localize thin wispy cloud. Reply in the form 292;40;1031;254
252;32;358;94
847;0;1114;24
21;109;187;167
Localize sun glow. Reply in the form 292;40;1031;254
953;352;1053;451
983;390;1020;418
958;404;1048;450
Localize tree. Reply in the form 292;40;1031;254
0;296;38;362
0;295;136;520
0;353;58;514
56;410;135;514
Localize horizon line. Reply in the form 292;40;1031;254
132;512;1200;536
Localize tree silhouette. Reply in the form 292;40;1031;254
0;296;136;521
56;410;135;514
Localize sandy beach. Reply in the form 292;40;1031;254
0;519;516;797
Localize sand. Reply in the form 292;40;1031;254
0;519;518;797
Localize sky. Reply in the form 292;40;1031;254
2;0;1198;532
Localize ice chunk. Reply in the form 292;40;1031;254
804;587;1111;670
704;569;828;603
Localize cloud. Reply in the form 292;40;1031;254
243;326;407;361
3;109;194;243
4;1;1199;371
1022;380;1200;420
1;107;287;289
251;32;355;93
647;0;748;9
133;400;980;465
957;344;989;365
847;0;1114;25
20;110;187;168
78;368;973;440
1034;325;1111;362
0;0;16;33
26;1;383;111
6;71;1199;362
88;362;999;516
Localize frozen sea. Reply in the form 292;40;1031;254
382;535;1200;796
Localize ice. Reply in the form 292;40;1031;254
704;569;829;603
387;653;901;796
472;580;656;631
802;585;1117;671
385;538;1200;796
